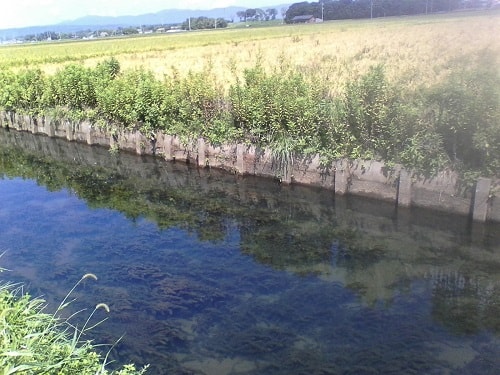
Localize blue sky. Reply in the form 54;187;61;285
2;0;286;29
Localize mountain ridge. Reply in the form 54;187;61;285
0;4;289;40
61;7;247;26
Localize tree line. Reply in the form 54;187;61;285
181;17;228;30
285;0;493;22
22;25;179;42
236;8;278;22
0;54;498;184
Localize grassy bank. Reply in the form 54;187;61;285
0;11;499;183
0;273;147;374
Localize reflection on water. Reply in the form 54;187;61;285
0;128;499;374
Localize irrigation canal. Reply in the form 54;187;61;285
0;128;499;374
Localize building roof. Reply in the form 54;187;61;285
291;15;315;21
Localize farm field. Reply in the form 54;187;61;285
1;10;499;92
1;9;499;182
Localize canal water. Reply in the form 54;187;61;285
0;128;499;375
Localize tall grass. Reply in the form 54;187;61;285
1;11;498;92
0;272;148;374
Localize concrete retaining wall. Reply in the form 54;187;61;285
1;111;498;223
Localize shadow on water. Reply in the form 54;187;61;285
0;128;499;374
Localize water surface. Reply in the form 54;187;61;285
0;129;499;374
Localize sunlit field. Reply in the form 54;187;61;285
1;9;499;93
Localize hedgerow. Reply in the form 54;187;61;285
0;52;498;180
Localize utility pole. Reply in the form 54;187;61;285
322;1;324;21
188;17;191;31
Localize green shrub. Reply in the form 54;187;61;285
399;128;450;177
96;68;167;133
0;70;22;112
162;69;229;143
44;64;97;111
16;69;46;115
229;64;330;153
425;50;500;178
95;57;121;81
343;65;412;160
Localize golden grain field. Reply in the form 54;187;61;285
1;10;499;93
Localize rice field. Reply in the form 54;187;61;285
1;9;499;92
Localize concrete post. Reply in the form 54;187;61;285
23;115;30;132
32;116;39;134
27;116;35;133
135;131;144;155
10;115;17;130
334;160;349;194
12;114;21;130
472;177;491;222
236;144;245;175
153;131;163;155
9;112;15;128
397;169;412;207
281;158;293;184
47;121;55;137
86;124;93;145
163;135;172;160
197;138;206;167
109;131;118;150
40;115;47;135
65;121;75;141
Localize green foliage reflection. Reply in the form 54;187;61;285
1;131;499;337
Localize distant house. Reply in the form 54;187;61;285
291;15;316;23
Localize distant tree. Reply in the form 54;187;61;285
266;8;278;20
285;2;319;23
236;10;246;21
27;31;60;41
121;27;139;35
281;7;288;23
181;16;228;30
285;0;466;22
216;18;228;28
245;8;257;20
255;8;267;21
24;34;36;42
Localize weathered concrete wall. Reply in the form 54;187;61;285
1;111;498;223
411;171;472;216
